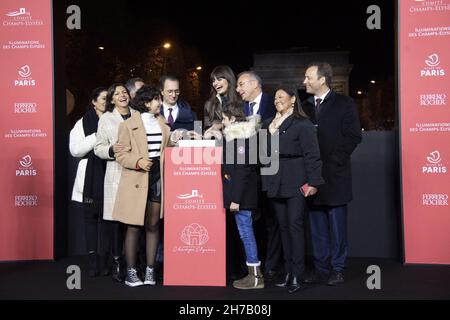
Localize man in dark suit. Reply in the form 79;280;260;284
237;71;276;121
236;71;280;281
159;75;198;132
301;62;362;286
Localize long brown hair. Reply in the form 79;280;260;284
204;65;241;124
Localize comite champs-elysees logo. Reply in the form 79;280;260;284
3;7;43;27
14;65;36;86
177;190;203;200
421;53;445;77
423;150;447;174
409;0;450;13
5;8;30;17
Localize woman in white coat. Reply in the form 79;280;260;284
94;83;135;282
70;87;107;277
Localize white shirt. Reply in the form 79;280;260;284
314;89;331;105
163;103;179;123
141;113;162;159
249;92;263;116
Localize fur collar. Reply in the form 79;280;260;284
223;115;261;141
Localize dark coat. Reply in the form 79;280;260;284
221;119;260;210
160;99;198;131
261;114;324;199
244;93;276;121
302;90;362;206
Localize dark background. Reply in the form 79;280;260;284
62;0;394;124
54;0;400;260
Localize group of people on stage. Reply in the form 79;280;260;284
69;62;362;293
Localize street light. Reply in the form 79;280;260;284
163;42;171;49
370;80;376;84
98;46;105;50
196;66;202;71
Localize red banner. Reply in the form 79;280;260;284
399;0;450;264
164;147;226;286
0;0;53;261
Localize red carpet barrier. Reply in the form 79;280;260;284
0;0;53;261
163;147;226;286
399;0;450;264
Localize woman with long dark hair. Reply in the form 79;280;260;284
203;65;241;137
70;87;107;276
261;86;324;293
112;85;171;287
94;83;135;282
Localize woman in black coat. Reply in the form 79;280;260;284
261;86;324;293
221;106;264;290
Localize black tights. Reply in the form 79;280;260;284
125;201;161;268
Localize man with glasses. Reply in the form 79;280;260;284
159;75;197;131
236;71;275;121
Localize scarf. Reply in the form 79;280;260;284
269;107;294;135
82;107;106;203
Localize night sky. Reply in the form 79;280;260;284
64;0;394;104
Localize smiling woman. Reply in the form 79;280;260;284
203;65;241;131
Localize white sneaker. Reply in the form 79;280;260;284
125;267;144;287
144;266;156;285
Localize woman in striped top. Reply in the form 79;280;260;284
113;85;171;287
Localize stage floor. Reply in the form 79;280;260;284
1;257;449;300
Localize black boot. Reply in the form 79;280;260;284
275;273;291;287
98;255;110;276
288;276;303;294
88;252;99;277
111;256;123;282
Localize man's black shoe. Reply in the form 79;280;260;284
327;272;344;286
288;277;303;294
275;273;291;287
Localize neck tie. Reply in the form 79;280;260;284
249;102;256;116
315;98;322;119
167;108;174;126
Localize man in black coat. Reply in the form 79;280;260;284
236;71;281;281
301;62;362;286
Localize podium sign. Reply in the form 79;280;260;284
0;0;54;261
163;147;226;286
399;0;450;264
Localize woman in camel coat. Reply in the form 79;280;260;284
112;85;171;287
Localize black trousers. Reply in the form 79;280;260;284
99;219;125;258
271;195;306;278
261;194;282;272
83;201;100;253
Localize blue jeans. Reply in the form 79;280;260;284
308;205;348;274
234;210;259;264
